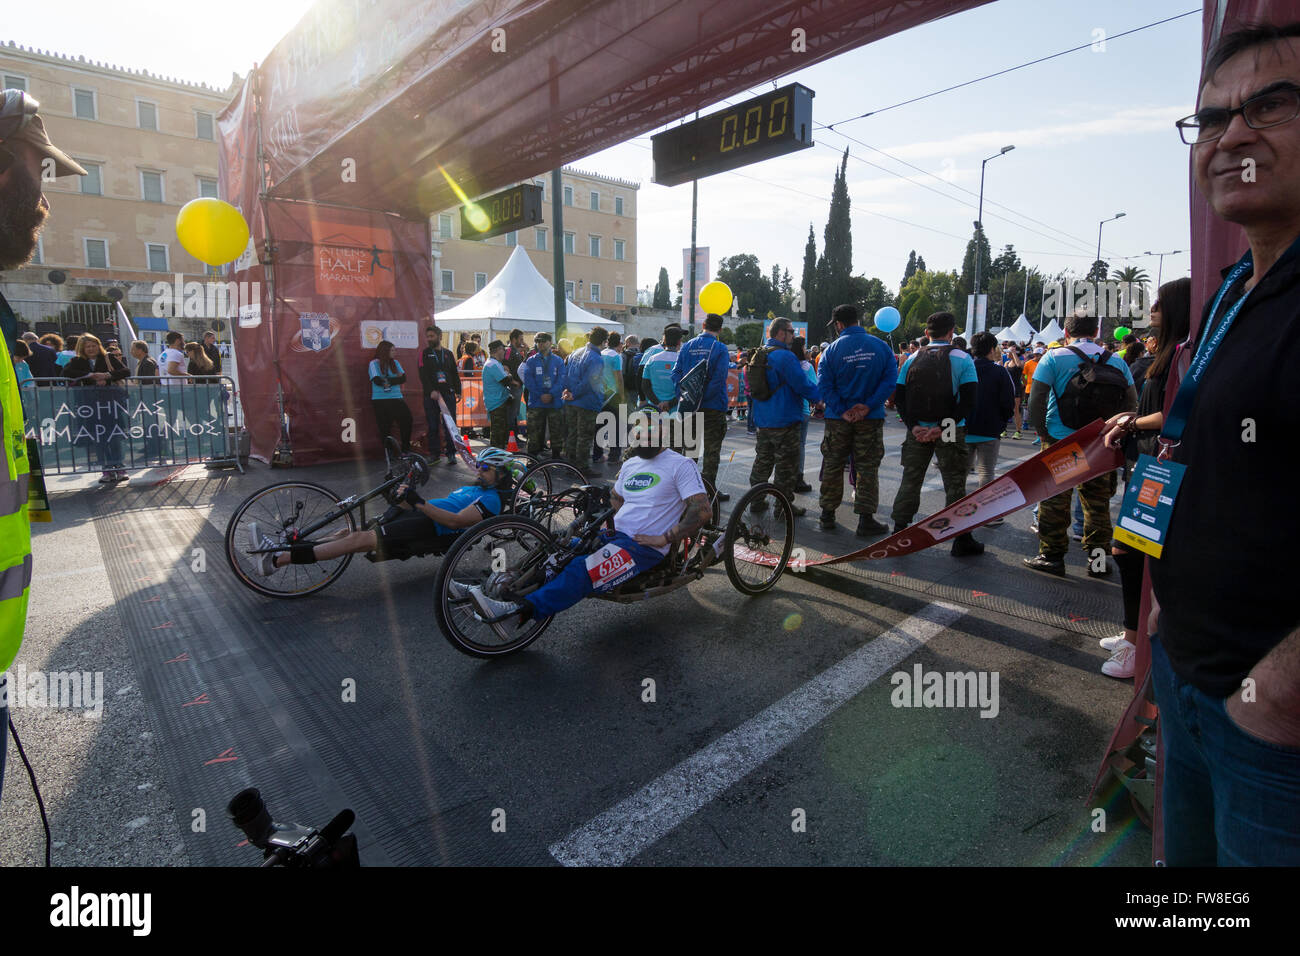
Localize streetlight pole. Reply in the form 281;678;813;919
973;145;1014;335
1143;249;1183;289
1095;212;1126;334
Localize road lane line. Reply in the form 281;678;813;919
549;601;967;866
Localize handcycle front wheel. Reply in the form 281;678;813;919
224;480;358;598
508;457;590;532
723;482;795;595
433;513;557;658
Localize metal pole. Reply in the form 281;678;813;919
974;159;986;302
552;168;565;340
999;270;1008;326
688;110;700;337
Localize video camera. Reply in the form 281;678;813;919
228;788;360;868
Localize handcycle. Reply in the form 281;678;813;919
431;478;795;658
224;438;552;598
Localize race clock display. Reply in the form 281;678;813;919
460;183;543;241
652;83;815;187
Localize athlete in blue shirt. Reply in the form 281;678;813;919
250;447;513;575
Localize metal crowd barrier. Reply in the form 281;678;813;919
20;376;244;475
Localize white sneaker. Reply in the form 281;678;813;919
1101;640;1136;679
468;586;524;639
248;522;280;577
446;579;472;601
1099;633;1127;651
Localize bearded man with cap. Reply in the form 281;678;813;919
0;89;87;802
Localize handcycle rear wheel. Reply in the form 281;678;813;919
433;513;557;658
225;481;358;598
723;482;794;595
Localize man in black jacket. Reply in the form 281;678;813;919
965;331;1016;526
417;324;462;464
19;331;57;379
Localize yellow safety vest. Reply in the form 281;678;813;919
0;334;32;672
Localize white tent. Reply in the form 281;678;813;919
1036;317;1065;343
435;245;624;338
1002;313;1037;343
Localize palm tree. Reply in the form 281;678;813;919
1111;265;1150;284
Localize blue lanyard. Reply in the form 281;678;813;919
1158;253;1254;454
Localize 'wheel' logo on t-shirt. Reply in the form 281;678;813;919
623;473;661;492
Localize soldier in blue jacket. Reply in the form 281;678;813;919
672;313;733;499
561;328;609;474
749;317;822;516
519;332;566;457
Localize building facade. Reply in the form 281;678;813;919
0;42;233;343
433;166;638;328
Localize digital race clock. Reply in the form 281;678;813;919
651;84;815;187
460;183;544;241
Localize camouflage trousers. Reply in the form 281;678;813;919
1037;438;1118;558
526;406;564;457
697;409;728;486
889;427;970;527
488;402;512;450
819;418;885;515
750;422;802;499
563;405;598;465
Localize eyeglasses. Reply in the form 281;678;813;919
1176;83;1300;144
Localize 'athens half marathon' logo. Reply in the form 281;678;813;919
310;222;396;298
623;473;661;492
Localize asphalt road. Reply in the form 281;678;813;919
3;416;1150;867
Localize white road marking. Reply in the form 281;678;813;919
549;601;967;866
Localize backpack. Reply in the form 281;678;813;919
745;346;778;401
1056;346;1129;429
676;339;721;413
904;346;957;423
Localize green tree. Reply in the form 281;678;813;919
898;269;961;341
902;250;918;292
990;244;1021;278
717;253;777;317
652;267;672;309
1086;259;1109;283
718;326;735;345
735;322;763;349
959;223;993;301
799;224;817;319
674;278;682;310
853;276;893;324
818;149;855;322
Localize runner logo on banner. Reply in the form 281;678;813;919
310;222;397;298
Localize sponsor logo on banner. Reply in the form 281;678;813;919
1043;441;1089;485
238;303;261;328
233;234;257;274
291;313;337;353
922;476;1027;541
311;222;397;298
360;320;418;350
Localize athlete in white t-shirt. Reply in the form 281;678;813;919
159;334;190;386
467;414;712;630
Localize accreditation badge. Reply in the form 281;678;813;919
1112;454;1186;558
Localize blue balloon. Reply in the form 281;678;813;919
874;306;901;333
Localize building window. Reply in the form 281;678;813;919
565;280;575;299
505;231;517;248
589;235;601;258
141;170;164;203
474;272;487;292
195;111;215;141
615;196;624;216
590;283;600;303
79;162;102;196
590;190;599;211
146;243;169;273
84;238;109;269
206;264;223;277
563;185;573;207
534;179;545;201
438;214;453;240
31;237;42;264
198;177;219;199
137;100;158;131
614;239;625;261
441;270;454;292
3;75;26;92
615;286;625;305
535;227;547;251
73;87;96;120
563;232;575;254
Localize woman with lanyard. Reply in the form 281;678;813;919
63;333;129;482
1100;278;1190;679
369;340;412;453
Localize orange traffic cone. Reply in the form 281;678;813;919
506;431;519;453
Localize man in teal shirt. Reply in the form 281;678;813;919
481;340;518;449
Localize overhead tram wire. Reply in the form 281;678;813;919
823;9;1201;128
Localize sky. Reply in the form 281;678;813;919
6;0;1204;300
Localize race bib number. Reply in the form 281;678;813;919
437;372;447;384
585;545;636;590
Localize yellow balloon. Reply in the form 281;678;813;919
698;280;733;315
175;198;250;267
